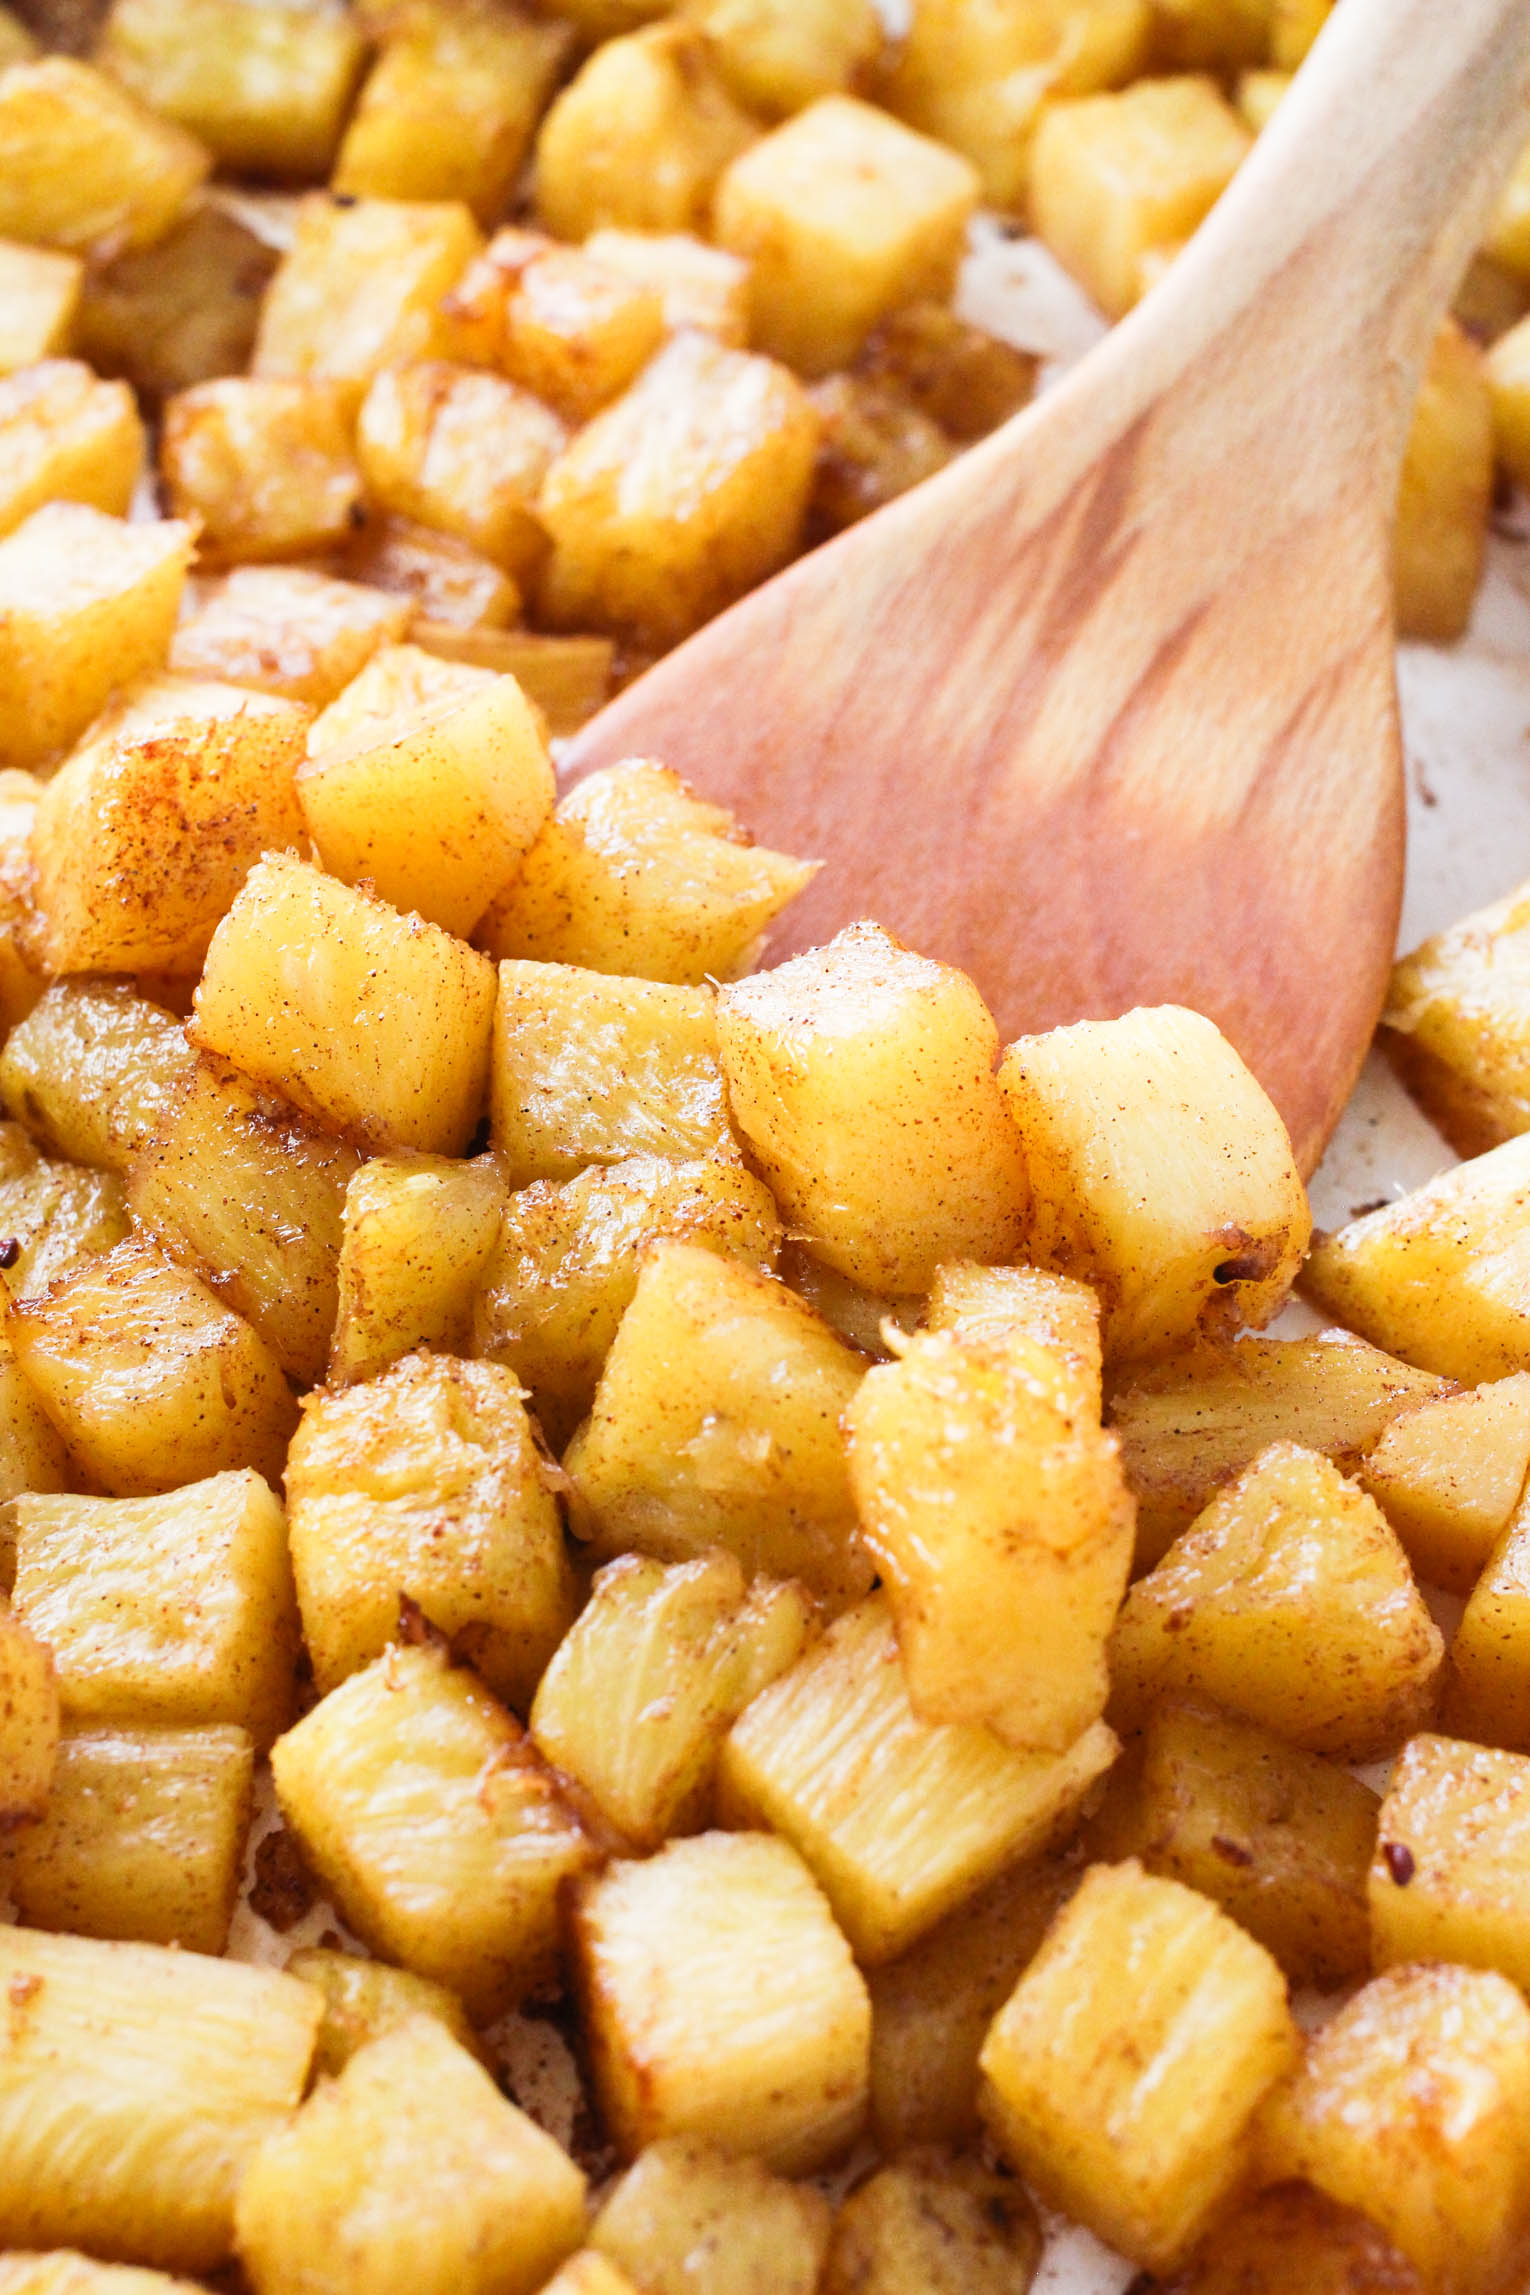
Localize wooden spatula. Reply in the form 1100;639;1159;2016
562;0;1530;1175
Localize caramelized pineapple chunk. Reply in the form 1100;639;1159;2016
479;758;816;986
0;57;209;257
0;1333;68;1506
285;1947;481;2079
0;1607;58;1824
171;566;410;707
535;24;756;242
356;362;564;578
590;2138;831;2295
272;1640;595;2018
160;375;361;563
544;2262;641;2295
925;1261;1103;1413
236;2016;587;2295
97;0;365;179
807;369;953;534
76;196;279;409
0;980;195;1178
1152;0;1270;67
330;1149;506;1384
0;240;82;375
339;511;521;629
858;300;1036;442
582;230;751;346
1439;1491;1530;1748
980;1860;1296;2270
1395;319;1492;645
1109;1443;1442;1760
1133;2180;1426;2295
691;0;882;117
0;1928;319;2273
574;1829;871;2171
192;853;497;1155
719;1594;1117;1961
822;2151;1043;2295
1369;1733;1530;1991
1258;1962;1530;2295
0;359;144;539
254;193;483;396
308;633;494;750
1382;877;1530;1158
1359;1374;1530;1593
0;1130;129;1301
448;233;665;424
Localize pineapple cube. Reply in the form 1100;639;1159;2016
0;1333;69;1505
848;1323;1133;1751
718;1593;1118;1960
0;359;144;539
0;57;209;257
565;1240;871;1609
171;566;410;707
299;669;553;938
1359;1375;1530;1593
690;0;883;118
308;633;499;749
717;923;1029;1295
1108;1443;1442;1761
858;299;1036;442
96;0;365;180
582;230;751;346
412;625;613;735
1136;2182;1426;2295
1382;876;1530;1159
5;1721;253;1953
998;1005;1309;1363
530;1550;815;1847
355;361;565;576
447;232;664;425
191;853;497;1154
714;96;980;375
285;1947;481;2079
0;1607;58;1824
0;240;82;374
235;2015;587;2295
287;1351;574;1710
590;2139;831;2295
573;1828;871;2170
1258;1962;1530;2295
0;980;195;1177
537;333;818;650
479;758;815;987
925;1260;1103;1414
339;511;521;629
0;1928;319;2273
807;369;953;536
160;375;362;563
271;1639;595;2018
330;1149;507;1384
1395;319;1492;645
1440;1495;1530;1749
1029;76;1250;318
534;25;755;242
76;195;279;410
253;193;483;397
980;1860;1296;2270
0;1140;129;1303
822;2152;1042;2295
1271;0;1331;64
1369;1732;1530;1991
8;1240;298;1496
13;1471;299;1748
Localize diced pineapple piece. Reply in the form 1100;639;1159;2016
719;1593;1117;1960
530;1550;815;1847
448;233;665;425
76;195;280;409
272;1639;595;2018
339;511;521;629
537;333;818;650
97;0;365;179
235;2015;586;2295
0;1333;69;1507
925;1260;1102;1414
858;299;1035;442
253;193;483;397
591;2138;831;2295
0;981;194;1177
980;1860;1296;2270
0;240;82;375
192;853;497;1155
574;1828;870;2170
583;229;750;346
1395;319;1492;644
5;1721;252;1953
1152;0;1271;67
331;1150;506;1384
565;1240;871;1610
0;1606;58;1824
0;57;209;257
998;1005;1309;1363
691;0;881;118
714;96;979;375
718;922;1029;1294
1383;878;1530;1158
1440;1490;1530;1748
535;24;755;242
286;1947;480;2079
807;369;953;534
171;566;410;707
1258;1962;1530;2295
413;624;613;735
1109;1443;1442;1760
0;1928;319;2273
1029;75;1250;318
480;758;816;986
1123;2179;1425;2295
355;361;564;577
0;1135;129;1302
10;1239;296;1495
779;1248;919;1358
0;359;144;540
160;375;361;563
1358;1374;1530;1593
1270;0;1330;64
307;633;493;750
0;2256;210;2294
822;2150;1042;2295
1381;1732;1530;1993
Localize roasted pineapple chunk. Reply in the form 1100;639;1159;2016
0;1606;58;1824
192;853;497;1155
858;299;1036;441
719;1593;1117;1961
1359;1374;1530;1593
590;2138;831;2295
76;196;280;409
1395;319;1492;645
272;1639;595;2018
1258;1962;1530;2295
1109;1443;1442;1760
1369;1732;1530;1992
1382;877;1530;1158
330;1149;506;1384
479;758;816;986
565;1240;871;1609
5;1721;252;1952
339;510;521;628
0;240;82;375
690;0;881;118
308;631;496;748
574;1828;870;2170
160;375;362;563
285;1946;481;2078
998;1005;1309;1362
544;2262;641;2295
807;369;953;535
235;2015;587;2295
0;980;195;1178
253;193;483;397
0;1333;68;1506
534;24;756;242
0;1928;319;2273
0;57;209;257
0;1130;129;1302
717;924;1029;1294
822;2150;1043;2295
8;1240;297;1496
413;625;613;735
980;1860;1296;2270
171;565;410;707
925;1260;1102;1412
582;229;751;346
96;0;365;179
448;233;665;425
1151;0;1270;67
1131;2179;1426;2295
0;359;144;539
537;333;818;651
1440;1492;1530;1749
355;361;564;577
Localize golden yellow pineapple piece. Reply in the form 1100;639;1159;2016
286;1948;482;2079
0;1133;129;1302
97;0;366;180
192;853;497;1155
771;1243;921;1360
807;368;953;536
1128;2181;1426;2295
582;229;751;346
236;2015;587;2295
1382;876;1530;1158
340;510;521;629
719;1593;1117;1961
1109;1442;1442;1760
1152;0;1270;67
331;1149;506;1384
537;333;818;651
171;565;410;707
1270;0;1331;63
254;193;482;398
448;232;665;425
999;1004;1310;1363
0;1606;58;1824
160;375;361;563
5;1721;253;1953
542;2262;641;2295
1235;68;1290;132
821;2150;1043;2295
1395;319;1492;644
1368;1732;1530;1992
690;0;881;117
8;1240;298;1497
566;1240;871;1609
0;980;195;1178
1258;1962;1530;2295
925;1260;1102;1412
0;1332;68;1506
272;1639;595;2019
0;240;82;375
980;1860;1296;2270
574;1828;870;2170
479;758;816;986
308;632;492;749
1358;1373;1530;1593
0;57;209;257
0;1927;319;2273
590;2138;832;2295
858;298;1036;440
0;359;144;540
0;2256;212;2294
412;625;613;735
1489;315;1530;496
355;362;563;579
534;24;755;242
1439;1491;1530;1748
76;194;279;411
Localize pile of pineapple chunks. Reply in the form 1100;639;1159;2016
6;0;1530;2292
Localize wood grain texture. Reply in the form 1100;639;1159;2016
564;0;1530;1175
